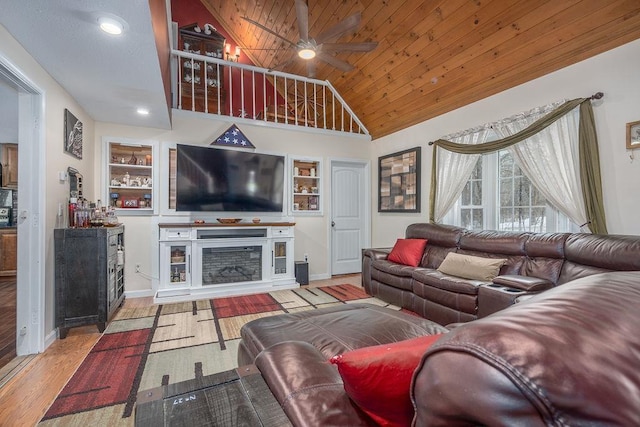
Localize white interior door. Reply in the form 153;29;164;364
331;160;370;275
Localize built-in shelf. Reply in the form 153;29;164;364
103;138;157;215
292;157;322;215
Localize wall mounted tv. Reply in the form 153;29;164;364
176;144;285;212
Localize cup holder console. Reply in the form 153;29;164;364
478;283;528;318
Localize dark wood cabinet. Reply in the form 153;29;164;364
178;23;226;114
54;225;125;338
1;143;18;188
0;228;17;276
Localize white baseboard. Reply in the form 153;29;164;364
125;289;156;299
44;329;57;350
309;273;330;281
153;280;299;304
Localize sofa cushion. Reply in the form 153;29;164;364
330;334;444;427
238;303;448;364
371;260;418;292
387;238;427;267
413;269;485;295
372;259;417;278
437;252;506;281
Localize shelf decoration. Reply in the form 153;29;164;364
106;141;154;212
64;109;83;159
211;124;255;149
292;157;321;214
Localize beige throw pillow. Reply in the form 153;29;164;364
437;252;506;281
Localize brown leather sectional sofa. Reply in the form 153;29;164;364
236;223;640;426
238;271;640;426
363;223;640;325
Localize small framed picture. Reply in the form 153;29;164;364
626;120;640;149
64;109;83;159
122;197;139;208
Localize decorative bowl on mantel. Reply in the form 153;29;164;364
217;218;242;224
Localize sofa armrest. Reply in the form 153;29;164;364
492;275;553;292
255;341;373;427
362;247;392;261
362;248;392;293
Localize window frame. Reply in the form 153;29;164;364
443;151;577;233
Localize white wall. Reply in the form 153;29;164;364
0;24;97;337
94;114;372;292
0;80;18;142
372;38;640;247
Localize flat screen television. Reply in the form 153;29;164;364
176;144;285;212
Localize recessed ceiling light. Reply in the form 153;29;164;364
137;108;150;116
98;16;124;35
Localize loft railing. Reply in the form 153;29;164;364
171;49;370;138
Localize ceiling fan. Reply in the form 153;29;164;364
242;0;378;77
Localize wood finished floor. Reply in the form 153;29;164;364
0;274;361;426
0;277;17;370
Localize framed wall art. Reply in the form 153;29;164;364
64;108;83;159
378;146;421;212
626;120;640;149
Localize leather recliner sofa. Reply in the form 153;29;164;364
362;223;640;325
238;271;640;426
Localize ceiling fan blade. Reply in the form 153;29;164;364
320;42;378;52
268;55;298;72
295;0;309;41
242;16;296;47
317;52;354;73
315;12;362;44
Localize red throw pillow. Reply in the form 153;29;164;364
387;238;427;267
330;334;444;426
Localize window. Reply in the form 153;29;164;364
460;159;483;230
446;150;578;233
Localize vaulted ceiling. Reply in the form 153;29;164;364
204;0;640;139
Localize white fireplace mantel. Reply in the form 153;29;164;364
156;222;297;303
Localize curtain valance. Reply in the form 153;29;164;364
428;96;607;234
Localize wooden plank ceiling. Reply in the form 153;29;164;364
202;0;640;140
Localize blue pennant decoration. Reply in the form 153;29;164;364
210;124;255;148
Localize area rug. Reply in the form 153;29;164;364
39;284;400;426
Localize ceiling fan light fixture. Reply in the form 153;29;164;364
298;48;316;60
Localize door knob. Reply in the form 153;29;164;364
331;221;335;227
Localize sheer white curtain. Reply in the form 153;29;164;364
433;128;490;222
493;103;588;230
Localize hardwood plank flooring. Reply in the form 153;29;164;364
0;277;17;370
0;274;361;426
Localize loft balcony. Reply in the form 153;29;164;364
171;48;370;140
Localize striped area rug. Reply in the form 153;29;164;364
39;284;398;426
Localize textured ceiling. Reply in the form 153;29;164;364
2;1;640;141
205;0;640;139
